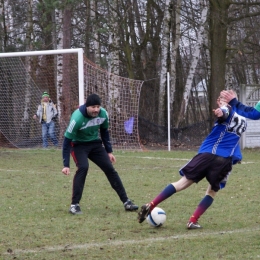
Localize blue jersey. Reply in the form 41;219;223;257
198;106;247;158
229;98;260;163
188;98;260;190
230;98;260;120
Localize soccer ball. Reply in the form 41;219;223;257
146;207;166;227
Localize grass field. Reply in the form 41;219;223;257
0;148;260;259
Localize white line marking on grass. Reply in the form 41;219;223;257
117;156;191;161
0;169;21;172
240;161;255;164
117;155;257;164
5;227;260;255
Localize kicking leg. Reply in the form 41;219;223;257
138;176;193;223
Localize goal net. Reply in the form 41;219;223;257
0;49;143;150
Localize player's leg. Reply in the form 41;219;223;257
187;156;232;229
187;184;216;229
138;153;210;224
69;144;90;214
41;123;48;148
89;144;138;211
48;121;58;146
138;177;193;223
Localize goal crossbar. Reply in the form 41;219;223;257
0;48;85;105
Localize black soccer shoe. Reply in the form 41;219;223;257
69;204;83;215
124;199;139;211
137;203;151;223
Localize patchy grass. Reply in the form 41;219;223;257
0;148;260;259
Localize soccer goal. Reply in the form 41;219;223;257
0;49;143;150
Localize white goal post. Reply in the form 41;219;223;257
0;48;85;105
0;48;143;150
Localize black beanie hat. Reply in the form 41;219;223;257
86;94;101;107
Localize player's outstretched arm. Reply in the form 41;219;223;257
221;90;260;120
229;98;260;120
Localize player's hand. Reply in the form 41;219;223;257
220;90;236;103
213;108;223;117
108;153;116;163
33;115;37;120
62;167;70;175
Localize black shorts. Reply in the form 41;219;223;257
179;153;232;192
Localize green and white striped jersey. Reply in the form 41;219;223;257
64;107;109;142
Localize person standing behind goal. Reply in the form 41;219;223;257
33;91;58;148
61;93;138;214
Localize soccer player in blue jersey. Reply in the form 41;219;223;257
138;93;248;227
185;90;260;229
62;94;138;214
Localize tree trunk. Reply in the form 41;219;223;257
208;0;230;125
90;0;100;65
61;5;72;135
176;0;208;127
170;0;181;102
158;0;171;127
22;0;33;139
56;9;64;123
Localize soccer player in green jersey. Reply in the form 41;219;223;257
62;94;138;214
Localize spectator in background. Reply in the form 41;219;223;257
33;91;58;148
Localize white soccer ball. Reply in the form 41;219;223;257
146;207;166;227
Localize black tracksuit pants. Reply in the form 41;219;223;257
70;141;128;205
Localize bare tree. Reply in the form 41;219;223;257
158;0;172;127
176;0;208;127
208;0;260;125
62;3;73;131
22;0;33;138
